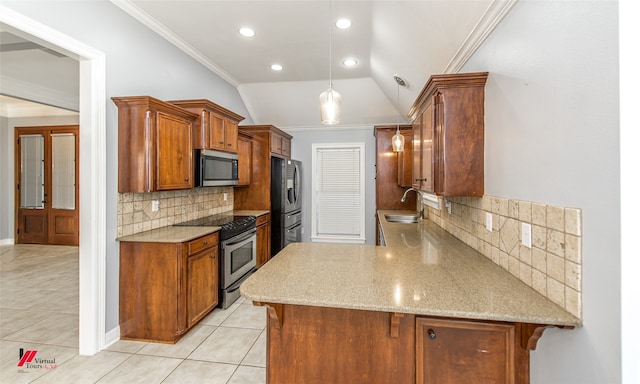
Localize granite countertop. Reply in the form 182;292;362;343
117;209;269;243
240;210;581;326
234;210;270;217
117;226;220;243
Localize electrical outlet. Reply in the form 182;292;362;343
485;212;492;232
521;223;532;248
445;200;452;215
223;193;228;201
151;200;159;212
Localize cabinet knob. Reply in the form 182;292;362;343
211;254;216;259
219;141;224;145
204;241;208;245
428;329;436;340
185;177;189;182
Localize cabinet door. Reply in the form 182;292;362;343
237;136;252;186
156;111;193;190
281;137;291;158
412;115;422;189
420;105;434;193
416;317;516;384
224;119;238;152
256;221;271;268
209;113;226;151
187;244;219;327
270;133;283;155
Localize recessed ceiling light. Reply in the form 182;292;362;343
239;27;255;37
343;58;358;67
336;18;352;29
271;64;283;71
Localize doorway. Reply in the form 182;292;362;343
15;125;79;245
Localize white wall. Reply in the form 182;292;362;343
0;115;79;243
0;117;10;243
462;1;619;383
2;0;253;332
289;127;377;246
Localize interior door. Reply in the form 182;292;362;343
15;126;80;245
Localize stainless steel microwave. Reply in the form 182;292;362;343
195;149;239;187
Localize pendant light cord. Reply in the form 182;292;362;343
329;0;333;89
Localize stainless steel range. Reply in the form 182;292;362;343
176;213;257;309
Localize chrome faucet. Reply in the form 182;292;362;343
400;188;424;219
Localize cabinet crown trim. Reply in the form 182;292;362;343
168;99;245;122
112;96;199;120
408;72;489;119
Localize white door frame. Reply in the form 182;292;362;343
0;5;107;355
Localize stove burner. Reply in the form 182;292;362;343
175;213;256;240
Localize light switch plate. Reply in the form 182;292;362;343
521;223;532;248
485;212;492;232
223;193;228;201
151;200;159;212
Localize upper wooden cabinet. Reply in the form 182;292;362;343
236;131;253;186
242;125;292;158
112;96;198;193
408;72;488;196
169;99;245;154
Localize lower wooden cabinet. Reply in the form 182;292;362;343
260;304;542;384
119;232;219;343
256;213;271;268
416;317;516;384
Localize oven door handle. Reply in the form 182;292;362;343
223;229;256;247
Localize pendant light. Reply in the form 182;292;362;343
320;0;341;124
392;74;407;152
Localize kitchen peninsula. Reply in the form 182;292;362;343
240;211;580;383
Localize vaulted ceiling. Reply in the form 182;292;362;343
1;1;515;127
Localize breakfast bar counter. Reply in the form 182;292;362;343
240;213;579;383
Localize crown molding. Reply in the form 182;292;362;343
443;0;518;74
110;0;240;87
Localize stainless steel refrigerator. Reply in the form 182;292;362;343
271;157;302;256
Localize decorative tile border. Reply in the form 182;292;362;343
117;187;233;237
424;195;582;319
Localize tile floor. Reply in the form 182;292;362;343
0;244;267;384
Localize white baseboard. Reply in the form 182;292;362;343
104;326;120;349
0;239;15;245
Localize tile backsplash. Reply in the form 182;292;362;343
117;187;233;238
423;195;582;319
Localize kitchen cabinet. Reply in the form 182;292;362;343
241;125;292;159
112;96;198;193
416;317;519;384
237;131;253;186
169;99;245;153
408;72;488;196
255;212;271;268
270;130;291;158
234;125;293;210
119;231;219;343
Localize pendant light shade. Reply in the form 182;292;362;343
320;86;342;125
392;128;405;152
320;0;341;125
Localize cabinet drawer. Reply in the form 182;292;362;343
256;213;270;226
188;232;219;255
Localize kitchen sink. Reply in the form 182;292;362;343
384;214;420;224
